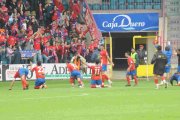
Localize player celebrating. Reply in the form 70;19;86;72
100;44;113;87
66;61;84;88
84;60;102;88
30;61;47;89
125;51;138;86
9;67;29;90
161;42;172;84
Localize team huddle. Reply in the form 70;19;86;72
8;45;114;90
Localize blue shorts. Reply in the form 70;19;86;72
35;78;45;87
178;65;180;72
127;70;136;76
71;70;81;78
102;64;107;71
19;68;29;77
165;65;171;73
91;80;102;85
170;74;180;82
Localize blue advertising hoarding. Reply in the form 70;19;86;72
93;13;159;32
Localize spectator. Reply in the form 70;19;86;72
91;47;100;62
11;45;22;64
84;48;92;63
137;45;146;65
6;44;14;64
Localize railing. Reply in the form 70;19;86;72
86;0;162;10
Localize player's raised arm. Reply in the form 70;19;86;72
107;54;114;66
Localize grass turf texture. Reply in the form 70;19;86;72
0;79;180;120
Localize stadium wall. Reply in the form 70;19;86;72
0;64;93;81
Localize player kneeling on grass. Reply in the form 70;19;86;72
9;67;29;90
66;61;84;88
170;72;180;86
85;60;102;88
125;52;138;86
30;61;47;89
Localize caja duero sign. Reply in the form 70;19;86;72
93;13;159;32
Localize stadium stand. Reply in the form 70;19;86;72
0;0;101;64
87;0;161;10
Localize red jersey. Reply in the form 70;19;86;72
127;57;135;71
14;71;20;78
100;50;108;65
67;63;78;72
34;38;41;50
89;65;102;80
32;66;45;79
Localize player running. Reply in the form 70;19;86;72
125;51;138;86
30;61;47;89
66;61;84;88
9;67;29;90
100;45;113;87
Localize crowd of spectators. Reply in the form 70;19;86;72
0;0;100;64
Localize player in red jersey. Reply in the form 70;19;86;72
85;60;102;88
125;52;138;86
30;61;47;89
66;61;84;88
100;45;113;87
9;67;29;90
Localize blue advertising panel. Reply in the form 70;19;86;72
93;13;159;32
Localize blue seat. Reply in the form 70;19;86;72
92;4;101;10
135;4;144;9
153;0;161;3
153;4;161;9
135;0;144;2
111;0;119;5
144;0;152;2
119;4;126;9
101;4;109;10
63;4;69;10
88;4;93;10
110;4;119;10
118;0;126;4
127;4;135;9
127;0;135;3
144;4;152;9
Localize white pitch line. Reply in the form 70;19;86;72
24;93;89;100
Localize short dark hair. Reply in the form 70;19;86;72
100;44;105;47
165;46;170;51
125;51;130;56
157;45;162;51
95;59;100;64
37;61;41;66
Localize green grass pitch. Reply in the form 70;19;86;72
0;79;180;120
